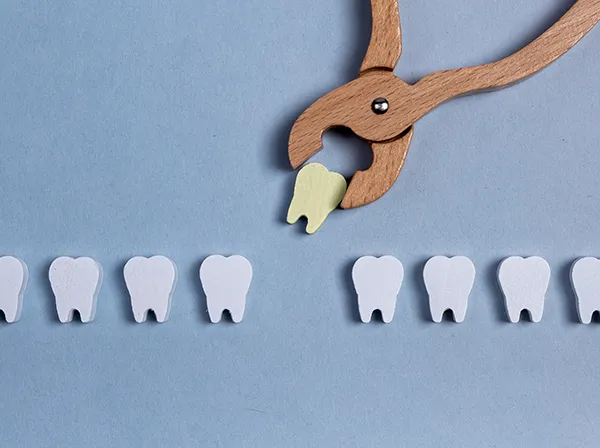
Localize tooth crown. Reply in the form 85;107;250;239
0;256;29;323
424;256;475;323
571;257;600;324
287;163;347;234
49;256;102;323
124;255;178;323
200;255;252;323
498;256;551;323
352;255;404;323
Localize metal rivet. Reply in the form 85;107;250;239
371;98;389;114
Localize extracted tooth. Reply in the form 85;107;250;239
498;256;550;323
200;255;252;323
352;256;404;323
0;256;28;323
124;256;177;323
287;163;347;234
424;256;475;323
571;257;600;324
49;257;102;323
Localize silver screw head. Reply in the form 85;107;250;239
371;98;389;114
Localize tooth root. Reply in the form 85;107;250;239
357;299;374;323
424;256;475;323
428;300;468;323
506;307;520;323
0;256;28;323
578;308;594;325
287;163;347;234
429;303;444;323
207;298;245;323
49;257;102;323
498;256;550;324
2;302;21;323
352;256;404;324
429;302;468;324
571;257;600;324
124;256;177;323
200;255;253;324
286;207;300;226
206;303;221;323
57;308;70;323
305;216;322;236
55;300;95;323
358;295;396;323
451;305;467;323
505;302;545;323
527;304;544;323
577;298;597;325
133;299;170;323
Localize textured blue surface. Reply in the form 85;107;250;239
1;0;600;446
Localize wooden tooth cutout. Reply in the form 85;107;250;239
200;255;253;323
0;256;28;323
288;0;600;208
571;257;600;324
287;163;346;234
352;256;404;323
424;256;476;323
498;256;551;323
49;257;103;323
124;256;178;323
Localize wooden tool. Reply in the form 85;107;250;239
288;0;600;209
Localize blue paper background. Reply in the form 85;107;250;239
1;0;599;446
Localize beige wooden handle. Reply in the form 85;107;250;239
412;0;600;122
360;0;402;73
334;0;600;143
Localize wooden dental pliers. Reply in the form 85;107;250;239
288;0;600;209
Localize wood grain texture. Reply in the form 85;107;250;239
289;0;600;208
360;0;402;73
341;127;413;209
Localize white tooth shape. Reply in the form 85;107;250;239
287;163;347;234
200;255;252;323
352;256;404;323
49;257;102;323
424;256;476;323
571;257;600;324
124;256;177;323
0;256;28;323
498;256;550;323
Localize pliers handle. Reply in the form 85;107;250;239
289;0;600;209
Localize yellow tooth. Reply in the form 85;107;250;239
287;163;347;234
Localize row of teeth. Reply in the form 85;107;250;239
3;255;600;324
353;256;600;324
0;255;252;324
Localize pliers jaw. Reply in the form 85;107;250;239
288;71;414;209
288;0;408;209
